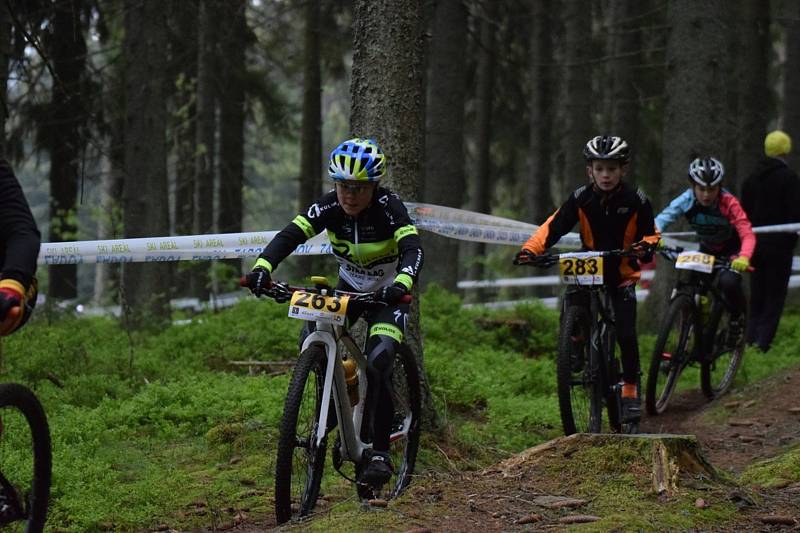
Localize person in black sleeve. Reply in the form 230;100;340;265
246;138;423;489
0;159;40;337
741;130;800;352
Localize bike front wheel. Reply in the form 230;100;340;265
0;383;52;533
646;295;696;415
274;345;329;524
557;306;601;435
700;307;745;399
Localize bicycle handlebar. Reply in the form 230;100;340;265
238;276;413;305
657;246;754;272
515;245;652;269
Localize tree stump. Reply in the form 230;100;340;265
493;433;722;498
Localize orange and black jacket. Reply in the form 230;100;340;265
522;182;660;286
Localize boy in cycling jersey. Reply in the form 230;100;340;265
0;159;40;337
246;138;423;489
515;135;660;427
655;157;755;342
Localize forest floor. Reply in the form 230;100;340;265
210;364;800;532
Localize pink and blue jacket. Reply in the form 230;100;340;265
655;188;756;258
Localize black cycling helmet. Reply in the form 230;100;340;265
583;135;630;163
687;157;724;187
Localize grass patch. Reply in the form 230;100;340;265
0;285;796;530
741;444;800;487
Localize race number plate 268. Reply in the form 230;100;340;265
288;291;350;325
675;251;715;274
559;252;604;285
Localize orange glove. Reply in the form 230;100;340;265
0;279;25;336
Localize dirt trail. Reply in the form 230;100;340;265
640;366;800;475
205;366;800;532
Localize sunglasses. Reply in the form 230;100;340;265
336;182;373;194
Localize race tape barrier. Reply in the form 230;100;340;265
36;203;800;266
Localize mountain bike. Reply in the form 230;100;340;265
0;382;52;532
646;246;748;415
516;248;645;435
242;276;421;524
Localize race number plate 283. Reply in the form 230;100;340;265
559;252;604;285
288;291;350;325
675;251;715;274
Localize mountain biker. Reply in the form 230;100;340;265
0;159;40;337
655;157;755;343
246;138;423;489
515;135;660;428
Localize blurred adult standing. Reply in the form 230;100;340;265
741;131;800;351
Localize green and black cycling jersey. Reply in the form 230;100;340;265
0;159;40;288
257;187;423;292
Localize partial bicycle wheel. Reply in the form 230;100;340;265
0;383;52;533
386;344;421;499
356;344;421;501
646;295;696;415
274;345;329;524
557;306;601;435
701;306;744;399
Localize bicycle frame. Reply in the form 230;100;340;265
302;321;368;463
586;288;619;401
302;318;414;466
668;255;741;358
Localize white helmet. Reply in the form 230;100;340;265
687;157;724;187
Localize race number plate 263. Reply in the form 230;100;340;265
288;292;350;325
675;251;715;274
559;252;604;285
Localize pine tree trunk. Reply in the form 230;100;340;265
193;0;218;298
660;0;729;202
608;0;643;185
647;0;730;329
48;0;86;300
559;0;593;197
466;2;497;296
121;0;172;322
422;0;467;291
527;0;555;224
351;0;437;427
296;0;322;280
782;1;800;172
218;0;246;279
94;53;125;305
733;0;770;191
171;0;198;299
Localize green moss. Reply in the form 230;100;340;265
741;444;800;487
0;288;796;531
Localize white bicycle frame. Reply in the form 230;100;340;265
300;318;413;466
301;319;367;463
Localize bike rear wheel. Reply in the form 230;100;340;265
646;295;696;415
701;306;744;399
274;345;328;524
557;306;601;435
357;344;421;500
0;383;51;533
